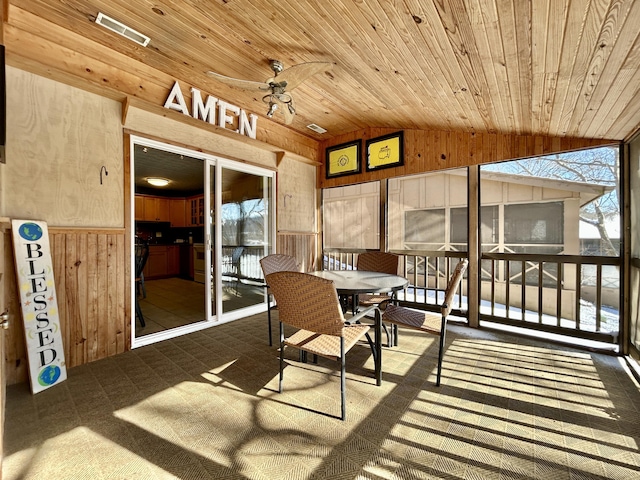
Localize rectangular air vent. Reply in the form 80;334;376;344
307;123;327;134
95;12;150;47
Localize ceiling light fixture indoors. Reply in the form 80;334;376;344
95;12;151;47
147;177;170;187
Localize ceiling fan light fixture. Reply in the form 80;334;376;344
147;177;170;187
266;102;277;118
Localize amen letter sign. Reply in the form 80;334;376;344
12;220;67;393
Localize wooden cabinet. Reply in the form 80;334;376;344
142;196;158;221
136;195;185;225
158;198;170;222
134;196;145;221
145;245;181;279
146;246;168;278
141;196;170;222
169;198;187;227
167;246;180;275
189;195;205;226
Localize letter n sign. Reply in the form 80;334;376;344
12;220;67;394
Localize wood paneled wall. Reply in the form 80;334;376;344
2;227;312;385
277;232;317;273
4;228;128;385
320;128;619;188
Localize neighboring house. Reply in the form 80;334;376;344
324;168;617;321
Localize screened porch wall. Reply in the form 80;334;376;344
629;134;640;356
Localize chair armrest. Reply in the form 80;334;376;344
346;305;379;324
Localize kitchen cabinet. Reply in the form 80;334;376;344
134;196;145;221
136;195;186;226
142;196;170;222
189;195;205;226
145;245;181;279
146;246;168;278
169;198;187;227
167;245;180;275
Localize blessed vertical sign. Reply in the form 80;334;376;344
12;220;67;393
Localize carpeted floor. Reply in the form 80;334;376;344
4;312;640;479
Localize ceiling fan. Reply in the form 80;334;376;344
207;60;333;125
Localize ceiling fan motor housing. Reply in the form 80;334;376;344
269;60;284;74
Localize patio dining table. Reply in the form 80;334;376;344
309;269;408;385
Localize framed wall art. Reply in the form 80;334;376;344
366;131;404;171
326;139;361;178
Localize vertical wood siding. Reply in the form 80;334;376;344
320;128;618;188
277;232;318;273
4;228;129;385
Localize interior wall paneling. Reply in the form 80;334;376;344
277;232;317;274
320;128;619;189
4;228;127;386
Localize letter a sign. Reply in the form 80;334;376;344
12;220;67;393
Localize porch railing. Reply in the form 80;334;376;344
323;249;468;317
480;252;620;343
322;248;620;345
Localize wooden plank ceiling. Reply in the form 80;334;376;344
6;0;640;142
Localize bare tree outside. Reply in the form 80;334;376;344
482;146;620;256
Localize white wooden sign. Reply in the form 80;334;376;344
163;81;258;139
12;220;67;393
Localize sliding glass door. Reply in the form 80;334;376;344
131;135;274;347
207;160;274;322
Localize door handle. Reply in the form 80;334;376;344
0;311;9;330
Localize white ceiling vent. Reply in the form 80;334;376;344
95;12;150;47
307;123;327;134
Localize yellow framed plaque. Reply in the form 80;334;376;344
326;140;361;178
366;131;404;171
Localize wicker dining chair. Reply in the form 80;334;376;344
260;254;301;346
265;271;377;420
356;251;400;309
381;258;468;386
353;251;400;345
134;241;150;328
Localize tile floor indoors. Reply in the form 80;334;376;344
4;311;640;479
135;277;264;337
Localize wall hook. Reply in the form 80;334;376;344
100;165;109;185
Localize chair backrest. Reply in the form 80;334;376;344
357;251;399;275
232;246;244;263
260;254;300;277
134;242;149;278
266;271;345;336
441;259;469;317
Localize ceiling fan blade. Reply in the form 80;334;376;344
207;71;270;91
274;97;295;125
269;62;333;91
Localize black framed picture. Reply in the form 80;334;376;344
326;139;362;178
366;131;404;171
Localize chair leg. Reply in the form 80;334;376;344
279;322;284;393
140;273;146;298
364;332;377;365
436;318;447;386
267;294;273;346
340;337;346;421
382;323;392;347
135;296;145;327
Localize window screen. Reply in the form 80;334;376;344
504;202;563;244
404;209;445;243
